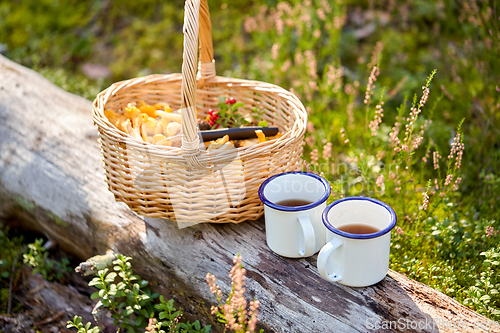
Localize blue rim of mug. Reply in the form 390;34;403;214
258;171;331;212
322;197;397;239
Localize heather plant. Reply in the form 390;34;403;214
206;254;262;333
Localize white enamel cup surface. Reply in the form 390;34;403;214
258;172;331;258
317;197;397;287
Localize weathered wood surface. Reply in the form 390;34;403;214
0;54;498;333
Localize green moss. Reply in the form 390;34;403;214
45;210;69;228
14;196;35;212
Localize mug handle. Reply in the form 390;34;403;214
317;238;343;282
297;216;315;257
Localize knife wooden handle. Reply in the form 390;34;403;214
200;126;279;141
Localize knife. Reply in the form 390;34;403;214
200;126;279;141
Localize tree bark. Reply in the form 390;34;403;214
0;55;497;333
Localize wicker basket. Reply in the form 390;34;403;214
92;0;307;224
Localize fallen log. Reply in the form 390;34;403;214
0;54;498;332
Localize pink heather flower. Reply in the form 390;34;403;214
304;50;318;79
294;52;304;65
316;8;326;20
448;133;465;167
305;136;315;148
376;175;385;188
243;17;258;33
322;142;332;160
433;151;441;169
307;121;315;133
486;226;499;237
271;43;279;60
309;80;318;91
281;60;292;72
376;150;385;161
207;254;261;333
419;86;430;108
444;174;453;186
326;65;344;93
422;191;430;211
369;103;385;136
321;0;332;13
435;178;439;190
311;149;319;166
340;127;350;144
452;177;462;191
389;122;401;149
395;226;404;235
364;66;380;104
449;133;465;169
422;149;430;163
206;273;219;295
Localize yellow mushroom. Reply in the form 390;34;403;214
255;130;267;143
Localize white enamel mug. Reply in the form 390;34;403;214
258;172;331;258
317;197;397;287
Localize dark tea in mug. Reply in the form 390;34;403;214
275;199;313;207
337;224;380;235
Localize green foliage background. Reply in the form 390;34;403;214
1;0;499;321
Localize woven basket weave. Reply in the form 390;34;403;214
92;0;307;224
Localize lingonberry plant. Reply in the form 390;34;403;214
207;97;267;129
23;238;72;282
67;254;260;333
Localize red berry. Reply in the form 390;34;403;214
209;120;214;126
215;124;220;129
208;109;214;115
229;97;236;104
214;115;220;120
225;98;230;104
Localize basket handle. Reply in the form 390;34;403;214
180;0;215;169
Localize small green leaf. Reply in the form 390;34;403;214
480;295;491;302
258;120;268;127
90;291;101;300
105;272;117;282
123;306;134;316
